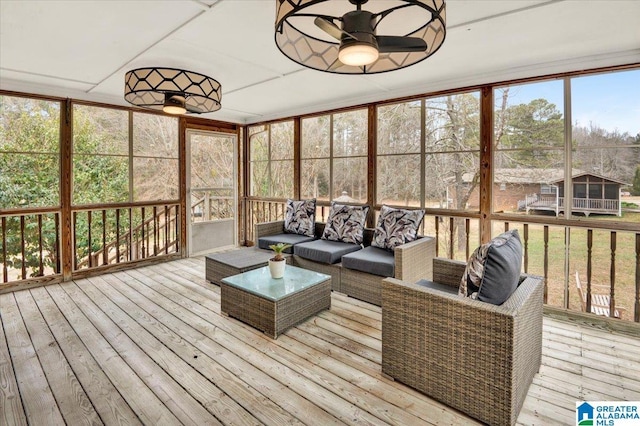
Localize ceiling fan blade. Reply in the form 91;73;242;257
185;105;203;114
377;36;427;53
314;16;356;41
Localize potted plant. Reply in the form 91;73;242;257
268;243;292;279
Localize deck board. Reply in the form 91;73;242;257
1;257;639;425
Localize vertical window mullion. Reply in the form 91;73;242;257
329;115;334;200
420;98;426;209
128;110;134;203
268;124;272;198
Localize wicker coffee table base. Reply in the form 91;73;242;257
220;278;331;339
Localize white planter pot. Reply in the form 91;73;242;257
268;259;286;279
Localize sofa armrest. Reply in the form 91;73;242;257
394;236;436;282
255;221;285;241
432;257;467;288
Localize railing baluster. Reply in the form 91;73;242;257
523;223;529;273
435;216;440;258
610;231;616;318
116;209;121;263
38;215;44;276
87;211;92;268
465;218;470;260
174;205;179;253
449;217;454;260
128;208;133;261
141;207;146;259
586;229;593;314
102;209;107;265
2;216;7;283
73;212;78;270
20;215;26;279
55;213;60;273
635;233;639;323
164;205;169;254
543;225;549;304
153;206;158;256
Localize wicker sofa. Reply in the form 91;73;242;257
381;257;544;426
255;220;435;306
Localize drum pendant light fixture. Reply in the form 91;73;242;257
124;67;222;114
275;0;446;74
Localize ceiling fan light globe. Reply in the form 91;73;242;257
162;104;187;115
339;43;378;66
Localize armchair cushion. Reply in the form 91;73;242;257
257;233;315;253
416;279;459;295
459;229;522;305
341;246;395;277
322;203;369;245
284;198;316;237
294;239;362;264
371;205;425;252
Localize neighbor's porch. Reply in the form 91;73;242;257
2;257;639;426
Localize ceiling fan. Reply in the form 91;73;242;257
314;0;430;67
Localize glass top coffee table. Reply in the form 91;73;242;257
220;265;331;339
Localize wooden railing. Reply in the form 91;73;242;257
535;195;620;212
73;203;180;271
244;199;639;322
495;219;639;322
1;209;61;283
191;188;234;222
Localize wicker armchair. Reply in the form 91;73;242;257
382;258;544;426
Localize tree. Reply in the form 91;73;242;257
633;166;640;196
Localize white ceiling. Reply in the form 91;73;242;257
1;0;639;124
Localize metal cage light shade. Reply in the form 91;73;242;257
124;67;221;114
275;0;446;74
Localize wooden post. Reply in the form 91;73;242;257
294;117;301;200
367;105;377;228
479;87;493;244
60;99;73;280
179;117;187;257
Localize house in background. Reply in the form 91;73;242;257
526;172;627;217
458;169;626;216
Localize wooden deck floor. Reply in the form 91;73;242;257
1;257;639;426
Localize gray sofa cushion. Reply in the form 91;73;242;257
460;229;522;305
294;239;361;264
416;279;459;295
342;246;395;277
258;233;315;253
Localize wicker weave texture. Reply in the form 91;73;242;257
381;259;543;426
206;248;291;285
220;278;331;339
341;236;436;306
292;256;342;292
255;220;285;241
